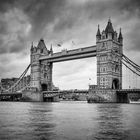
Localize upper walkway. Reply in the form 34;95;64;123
39;45;97;62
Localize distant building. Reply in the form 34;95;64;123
52;83;59;91
1;78;18;89
1;75;30;92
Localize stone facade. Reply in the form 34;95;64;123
22;91;43;102
96;19;123;90
88;19;123;103
30;39;53;91
88;85;117;102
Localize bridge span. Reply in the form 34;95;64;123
116;89;140;94
39;46;96;62
0;88;140;103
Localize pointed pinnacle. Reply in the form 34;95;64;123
108;17;111;23
50;44;53;51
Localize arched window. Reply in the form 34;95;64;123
115;65;119;72
44;73;47;78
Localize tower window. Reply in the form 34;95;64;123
102;42;105;47
44;73;47;78
40;49;43;53
115;65;119;72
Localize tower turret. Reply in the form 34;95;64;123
30;42;34;53
50;44;53;55
114;31;118;41
105;18;114;39
96;25;101;42
118;28;123;44
36;38;49;55
101;30;106;39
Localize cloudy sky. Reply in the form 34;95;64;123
0;0;140;89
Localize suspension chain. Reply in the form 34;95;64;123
1;64;31;93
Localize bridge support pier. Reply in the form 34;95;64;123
22;91;59;102
88;89;117;103
22;91;43;102
43;96;59;102
116;93;129;103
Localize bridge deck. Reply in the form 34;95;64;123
39;45;97;62
116;89;140;94
0;92;22;96
43;90;89;97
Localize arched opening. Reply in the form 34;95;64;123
112;78;119;89
41;84;48;91
117;92;129;103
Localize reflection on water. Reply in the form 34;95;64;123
0;102;140;140
0;102;56;140
95;104;129;140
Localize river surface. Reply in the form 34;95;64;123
0;101;140;140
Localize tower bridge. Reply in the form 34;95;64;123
0;19;140;103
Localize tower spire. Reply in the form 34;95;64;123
118;28;123;44
96;24;101;36
105;18;114;34
50;44;53;51
31;42;34;51
50;44;53;54
118;28;123;39
108;17;111;23
96;24;101;42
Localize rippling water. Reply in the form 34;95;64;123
0;101;140;140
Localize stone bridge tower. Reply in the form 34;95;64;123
96;19;123;89
30;39;53;91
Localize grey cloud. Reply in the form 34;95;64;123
125;23;140;51
19;0;67;38
0;0;140;51
0;0;17;13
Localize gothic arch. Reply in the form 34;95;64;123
41;83;48;91
112;78;119;89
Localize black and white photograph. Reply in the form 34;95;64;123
0;0;140;139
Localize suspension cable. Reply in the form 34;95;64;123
122;56;140;72
122;61;140;76
1;64;31;92
112;50;140;74
123;54;140;69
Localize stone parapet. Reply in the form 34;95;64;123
88;88;117;103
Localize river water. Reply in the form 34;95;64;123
0;101;140;140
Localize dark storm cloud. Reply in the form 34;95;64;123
0;0;140;32
0;20;8;34
17;0;67;38
0;0;16;13
116;0;140;13
0;0;140;48
0;0;67;54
